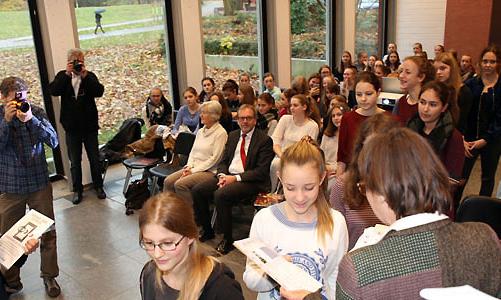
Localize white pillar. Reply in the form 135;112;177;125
266;0;292;88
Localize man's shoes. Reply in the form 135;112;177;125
215;239;234;255
199;229;215;242
43;277;61;298
96;187;106;199
5;281;23;294
72;192;83;205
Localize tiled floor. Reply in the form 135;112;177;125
10;158;500;300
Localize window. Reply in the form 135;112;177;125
0;1;57;175
355;0;384;58
75;0;172;144
201;0;261;93
290;0;329;78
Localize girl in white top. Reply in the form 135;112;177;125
244;136;348;300
320;102;350;192
270;94;319;191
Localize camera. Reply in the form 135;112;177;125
72;60;83;73
14;90;30;113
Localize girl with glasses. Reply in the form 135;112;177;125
139;193;244;300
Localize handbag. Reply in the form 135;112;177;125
124;178;150;215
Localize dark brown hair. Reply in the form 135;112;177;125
323;102;349;137
479;44;501;74
355;71;381;92
344;114;400;208
404;56;436;85
208;91;231;119
258;92;275;106
239;84;256;105
420;80;459;125
357;128;451;218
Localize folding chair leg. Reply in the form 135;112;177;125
151;176;159;195
211;209;217;229
123;167;132;195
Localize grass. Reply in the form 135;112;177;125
80;30;162;49
0;4;162;40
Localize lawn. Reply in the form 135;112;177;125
0;4;162;40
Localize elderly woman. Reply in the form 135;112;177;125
336;128;501;299
164;101;228;204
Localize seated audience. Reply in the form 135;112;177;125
368;55;378;71
172;87;201;135
270;94;319;191
320;102;349;191
318;64;333;78
239;72;258;96
434;52;473;135
244;136;348;299
460;54;476;82
336;51;354;82
262;72;281;102
337;71;387;176
141;87;172;128
394;56;435;125
277;88;296;118
256;93;279;136
222;79;240;117
382;42;397;62
434;44;445;59
336;128;501;299
340;66;357;108
139;193;244;299
199;77;216;103
374;64;391;79
323;78;341;110
384;50;401;73
354;51;369;72
328;95;348;110
239;83;256;106
332;114;398;250
191;105;274;254
413;42;423;56
308;73;322;103
208;91;233;133
164;101;228;203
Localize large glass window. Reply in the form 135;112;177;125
355;0;383;58
75;0;172;144
290;0;328;78
0;1;57;175
201;0;261;93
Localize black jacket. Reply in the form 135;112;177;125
217;128;274;191
49;70;104;133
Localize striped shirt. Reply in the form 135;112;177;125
0;104;58;193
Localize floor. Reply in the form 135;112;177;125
10;158;500;300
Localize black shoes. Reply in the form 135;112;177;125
199;229;215;242
5;281;23;294
95;187;106;199
215;239;234;255
72;192;83;204
43;277;61;297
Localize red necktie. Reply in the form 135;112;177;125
240;133;247;169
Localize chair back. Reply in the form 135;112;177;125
173;132;196;155
456;195;501;239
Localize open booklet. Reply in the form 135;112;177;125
234;237;322;293
0;210;54;269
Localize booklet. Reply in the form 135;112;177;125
0;210;54;269
234;237;322;293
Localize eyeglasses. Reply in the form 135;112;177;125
238;116;254;121
140;236;184;252
357;182;366;196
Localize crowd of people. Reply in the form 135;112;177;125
1;41;500;299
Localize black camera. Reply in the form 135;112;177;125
72;60;83;73
14;90;30;113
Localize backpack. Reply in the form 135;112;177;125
124;178;150;215
99;118;144;164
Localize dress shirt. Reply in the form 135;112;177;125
228;127;255;181
71;73;82;97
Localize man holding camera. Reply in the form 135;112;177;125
49;48;105;204
0;77;61;297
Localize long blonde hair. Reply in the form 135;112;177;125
279;136;333;246
139;193;215;300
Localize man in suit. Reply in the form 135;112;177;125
191;104;274;254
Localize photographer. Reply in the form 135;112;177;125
0;77;61;297
49;48;105;204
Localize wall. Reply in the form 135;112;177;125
394;0;447;58
444;0;492;64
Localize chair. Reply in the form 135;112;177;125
150;132;196;195
122;156;162;195
456;195;501;239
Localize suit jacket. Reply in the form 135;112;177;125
49;70;104;133
217;128;274;191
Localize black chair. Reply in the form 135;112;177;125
122;156;162;195
456;195;501;239
150;132;196;195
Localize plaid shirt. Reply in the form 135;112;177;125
0;104;58;194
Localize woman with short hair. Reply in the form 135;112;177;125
164;101;228;204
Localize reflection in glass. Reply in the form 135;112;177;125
355;0;382;58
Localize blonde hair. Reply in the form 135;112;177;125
139;193;215;300
279;136;333;246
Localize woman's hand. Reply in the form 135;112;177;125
279;287;315;300
181;166;192;178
